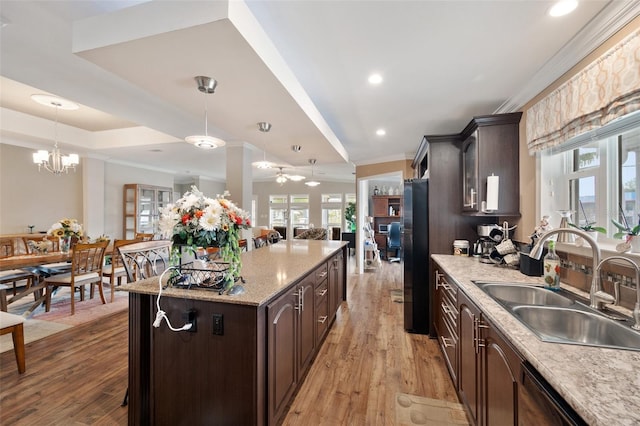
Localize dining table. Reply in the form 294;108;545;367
0;251;72;316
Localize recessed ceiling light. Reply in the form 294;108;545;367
549;0;578;17
368;73;383;85
376;129;386;136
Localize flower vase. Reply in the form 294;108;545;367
60;236;72;253
630;236;640;253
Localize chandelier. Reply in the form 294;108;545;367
185;76;226;150
31;95;80;175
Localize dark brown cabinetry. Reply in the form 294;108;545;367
460;112;522;216
328;251;344;321
127;244;348;426
267;273;316;423
457;290;521;425
434;270;458;386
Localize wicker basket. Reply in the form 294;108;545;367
168;261;230;291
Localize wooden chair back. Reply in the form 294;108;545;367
0;238;15;258
70;241;110;278
111;238;143;269
22;236;57;254
118;240;172;282
134;233;155;241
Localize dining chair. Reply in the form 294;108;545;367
42;240;109;315
134;233;155;241
0;311;26;373
0;238;37;300
102;238;142;303
253;235;268;249
118;240;172;283
117;239;171;407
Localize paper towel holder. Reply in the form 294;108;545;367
481;173;499;214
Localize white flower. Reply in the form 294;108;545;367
199;210;220;231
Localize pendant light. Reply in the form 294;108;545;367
185;76;226;150
31;94;80;175
252;121;275;169
305;159;320;187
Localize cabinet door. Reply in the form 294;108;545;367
372;197;388;216
298;277;316;374
458;291;480;425
462;131;479;212
435;286;457;385
267;289;298;423
482;321;520;426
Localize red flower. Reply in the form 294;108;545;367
246;218;251;227
181;214;191;225
195;210;204;218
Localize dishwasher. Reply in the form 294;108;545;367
518;361;587;426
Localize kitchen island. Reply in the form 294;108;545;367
120;240;347;425
432;254;640;426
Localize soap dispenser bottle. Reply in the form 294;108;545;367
543;240;560;291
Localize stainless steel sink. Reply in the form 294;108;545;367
473;281;640;351
511;305;640;351
476;283;574;307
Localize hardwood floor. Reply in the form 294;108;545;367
0;258;457;425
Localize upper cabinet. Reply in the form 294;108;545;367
460;112;522;217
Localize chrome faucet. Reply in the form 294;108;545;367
529;228;606;310
593;256;640;331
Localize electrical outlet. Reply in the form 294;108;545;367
213;313;224;335
182;309;197;333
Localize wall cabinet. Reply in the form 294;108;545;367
123;184;172;238
267;273;316;423
460;112;522;216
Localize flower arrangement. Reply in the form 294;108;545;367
159;186;251;280
47;218;84;239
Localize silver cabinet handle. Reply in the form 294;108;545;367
441;336;454;348
318;316;328;324
318;289;327;297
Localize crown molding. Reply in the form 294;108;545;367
495;1;640;114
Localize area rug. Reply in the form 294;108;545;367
390;289;403;303
0;287;129;354
395;393;469;425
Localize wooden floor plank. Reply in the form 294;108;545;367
0;258;457;425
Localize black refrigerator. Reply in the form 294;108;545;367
403;179;431;335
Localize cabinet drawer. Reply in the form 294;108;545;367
316;296;329;342
441;293;458;333
315;279;328;306
436;271;457;302
315;264;328;282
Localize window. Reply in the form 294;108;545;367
321;193;343;230
540;114;640;239
269;195;288;228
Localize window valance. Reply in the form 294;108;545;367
526;28;640;154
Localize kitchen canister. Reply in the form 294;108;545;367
453;240;470;256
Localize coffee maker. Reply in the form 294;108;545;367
473;224;508;263
473;223;517;263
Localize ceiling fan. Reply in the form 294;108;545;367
275;167;305;185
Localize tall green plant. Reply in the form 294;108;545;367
345;202;356;230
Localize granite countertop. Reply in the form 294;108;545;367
120;240;346;307
432;254;640;426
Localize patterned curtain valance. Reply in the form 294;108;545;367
526;28;640;154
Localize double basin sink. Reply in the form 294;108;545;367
474;282;640;352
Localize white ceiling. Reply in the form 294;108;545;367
1;1;638;184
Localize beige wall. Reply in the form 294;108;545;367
0;143;83;234
356;159;413;180
517;16;640;243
